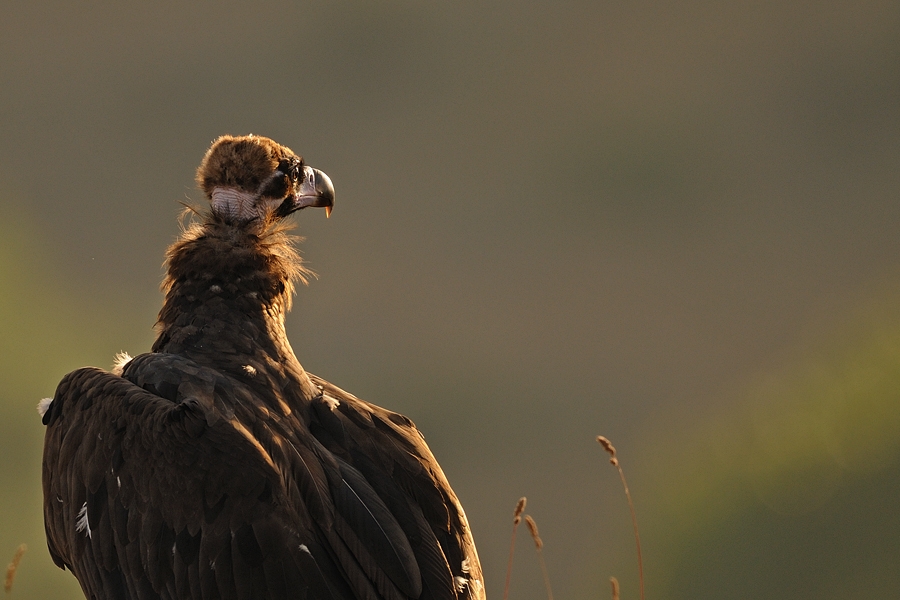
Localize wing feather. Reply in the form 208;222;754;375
42;362;346;600
309;376;485;600
44;353;483;600
329;460;421;596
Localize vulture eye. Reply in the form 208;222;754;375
276;159;292;177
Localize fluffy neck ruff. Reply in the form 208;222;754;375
152;211;311;368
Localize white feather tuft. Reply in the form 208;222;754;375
37;397;53;417
75;502;91;538
111;351;133;376
323;394;340;410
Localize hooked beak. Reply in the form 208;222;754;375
294;166;335;218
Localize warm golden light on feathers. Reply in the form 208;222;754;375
41;135;481;600
196;134;334;223
197;134;299;199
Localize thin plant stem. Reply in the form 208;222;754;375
524;515;554;600
503;497;527;600
610;576;620;600
598;435;644;600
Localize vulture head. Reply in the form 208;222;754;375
196;134;334;223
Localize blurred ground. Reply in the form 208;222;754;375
1;1;899;598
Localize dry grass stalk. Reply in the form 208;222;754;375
524;515;554;600
597;435;644;600
503;497;527;600
5;544;26;594
610;577;620;600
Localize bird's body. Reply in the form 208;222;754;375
41;135;484;600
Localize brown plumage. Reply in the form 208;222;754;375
41;135;484;600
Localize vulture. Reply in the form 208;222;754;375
41;135;485;600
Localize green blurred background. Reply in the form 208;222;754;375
2;1;899;598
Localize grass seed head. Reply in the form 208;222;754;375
513;497;527;525
524;515;543;549
597;435;619;465
5;544;26;594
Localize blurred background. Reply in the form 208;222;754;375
2;1;899;598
